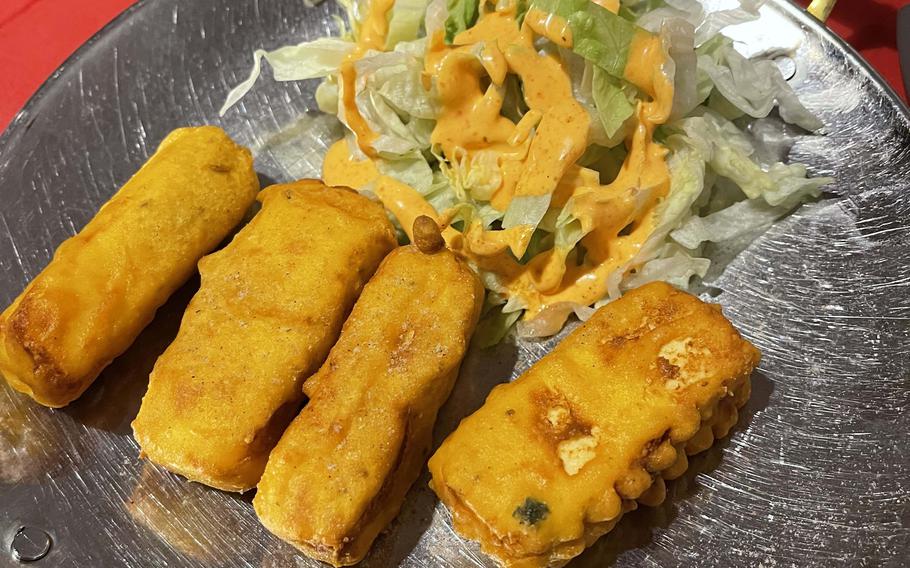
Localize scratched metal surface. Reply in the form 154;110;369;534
0;0;908;566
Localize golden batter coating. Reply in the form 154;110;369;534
0;126;258;408
132;180;396;493
254;239;484;566
428;282;760;568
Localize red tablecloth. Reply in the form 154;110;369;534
0;0;906;132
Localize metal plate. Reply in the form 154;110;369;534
1;1;908;566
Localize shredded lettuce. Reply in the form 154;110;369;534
592;66;635;138
386;0;431;48
532;0;640;79
568;9;637;78
623;244;711;290
444;0;479;43
670;197;786;249
337;0;368;39
346;50;438;156
636;0;762;47
664;18;699;119
442;148;504;201
530;0;645;148
316;77;341;115
219;38;355;115
219;0;832;342
502;194;552;232
376;152;435;192
425;0;449;38
674;110;830;207
473;303;523;348
559;50;630;147
424;170;462;211
697;36;823;131
615;108;831;298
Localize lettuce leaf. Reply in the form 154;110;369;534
592;66;635;138
568;10;637;78
532;0;639;79
444;0;479;43
664;18;699;119
424;169;461;211
611;105;828;310
344;50;439;156
336;0;367;40
531;0;645;147
219;38;355;115
376;152;435;192
441;148;504;201
502;194;552;231
652;109;830;274
698;36;823;131
386;0;431;48
473;304;522;348
622;244;711;290
670;198;787;249
693;0;762;47
635;0;762;47
675;110;830;208
425;0;449;38
558;50;630;147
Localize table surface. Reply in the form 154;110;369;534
0;0;907;133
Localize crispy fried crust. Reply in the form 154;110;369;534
0;126;259;407
131;181;397;492
428;281;761;568
254;245;484;566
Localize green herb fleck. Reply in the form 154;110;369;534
513;497;549;526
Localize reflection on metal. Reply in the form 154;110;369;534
126;464;237;564
0;0;907;566
0;387;62;484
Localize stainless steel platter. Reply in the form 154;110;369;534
1;0;908;566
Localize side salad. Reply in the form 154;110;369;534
222;0;831;343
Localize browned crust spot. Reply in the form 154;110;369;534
8;300;80;402
656;356;679;380
531;389;593;448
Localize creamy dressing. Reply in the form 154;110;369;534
322;0;674;324
323;139;380;188
338;0;396;156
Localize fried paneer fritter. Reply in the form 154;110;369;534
0;126;258;407
428;282;760;568
254;227;484;566
132;181;397;493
